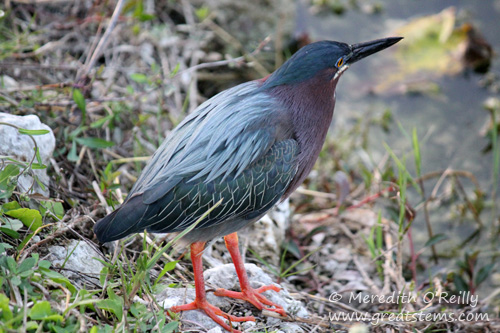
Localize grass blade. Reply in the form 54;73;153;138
146;198;223;270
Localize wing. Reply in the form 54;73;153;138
131;81;291;204
93;139;298;242
94;81;296;242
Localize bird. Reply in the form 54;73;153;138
94;36;402;332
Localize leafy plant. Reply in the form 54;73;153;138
249;240;319;282
0;253;80;331
450;250;495;295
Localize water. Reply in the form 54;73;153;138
299;0;500;293
301;0;499;181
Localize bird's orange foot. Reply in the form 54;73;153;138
170;299;254;333
214;284;287;317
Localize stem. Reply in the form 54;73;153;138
407;228;417;283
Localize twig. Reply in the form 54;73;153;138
49;157;68;188
477;287;500;310
381;220;394;294
407;228;418;283
110;156;150;164
17;223;55;261
102;148;124;159
12;32;79;59
200;17;270;77
274;11;286;68
69;308;87;333
295;187;337;199
83;13;106;73
77;0;126;80
352;256;381;295
92;180;112;215
0;62;77;71
19;209;103;262
0;92;19;106
420;178;438;264
86;148;99;181
23;287;27;330
262;310;330;328
426;169;480;197
346;185;396;211
68;145;87;193
9;280;22;306
30;281;51;299
177;35;272;77
0;82;74;94
9;0;72;3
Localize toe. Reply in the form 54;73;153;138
214;285;287;318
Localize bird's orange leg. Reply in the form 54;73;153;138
170;241;254;333
214;232;287;317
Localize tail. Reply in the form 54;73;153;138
93;195;147;242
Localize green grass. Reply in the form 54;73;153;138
249;241;320;282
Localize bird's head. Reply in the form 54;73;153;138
262;37;403;88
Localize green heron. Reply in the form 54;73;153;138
94;36;402;332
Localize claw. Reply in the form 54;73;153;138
170;235;288;333
215;284;287;317
220;233;288;317
170;299;253;333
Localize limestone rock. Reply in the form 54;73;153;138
204;263;307;318
276;323;305;333
47;239;104;288
158;287;233;331
157;263;308;332
240;199;291;268
206;327;223;333
0;113;55;197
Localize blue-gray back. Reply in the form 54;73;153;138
93;81;299;242
132;81;288;203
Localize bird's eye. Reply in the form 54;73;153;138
336;58;344;68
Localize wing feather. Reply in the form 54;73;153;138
133;81;288;204
94;81;297;243
93;140;298;242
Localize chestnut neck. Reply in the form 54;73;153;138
268;70;338;197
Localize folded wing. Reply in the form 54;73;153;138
94;82;298;242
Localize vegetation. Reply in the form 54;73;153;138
0;0;499;332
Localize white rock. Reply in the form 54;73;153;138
240;321;257;331
47;239;104;288
269;198;291;229
311;231;326;244
276;323;304;333
0;113;55;197
158;286;233;331
332;248;352;262
204;264;307;317
348;323;369;333
157;263;308;332
0;76;18;89
240;199;291;268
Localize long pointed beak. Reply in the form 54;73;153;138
348;37;403;64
